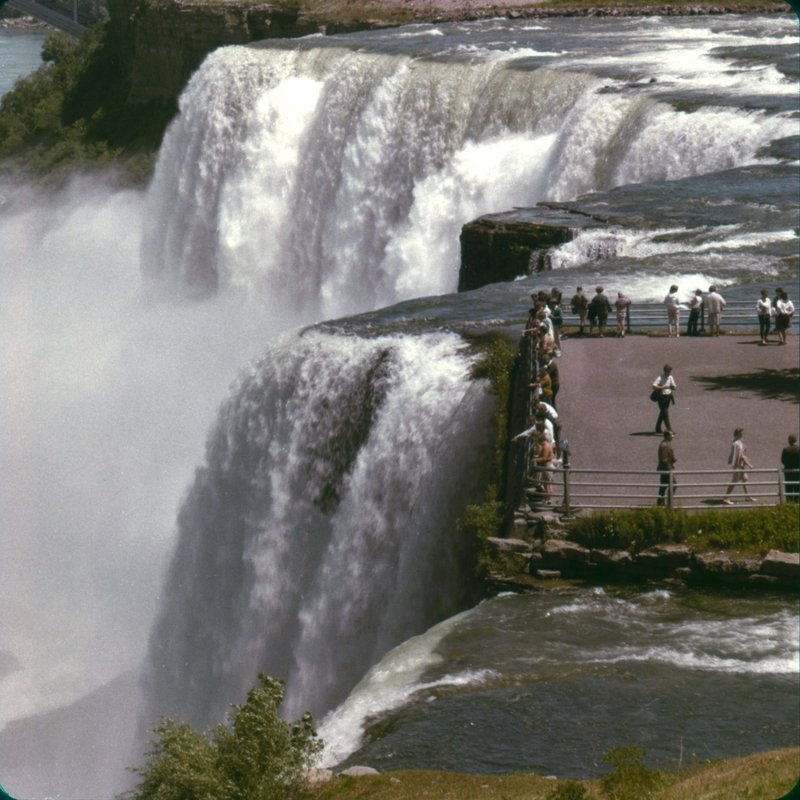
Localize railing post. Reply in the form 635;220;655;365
778;468;785;505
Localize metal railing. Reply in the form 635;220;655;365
523;465;798;514
560;300;783;334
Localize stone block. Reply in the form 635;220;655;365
487;537;533;554
536;569;561;580
543;538;590;562
760;550;799;579
340;766;380;776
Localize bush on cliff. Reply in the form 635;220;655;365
565;504;799;554
125;673;322;800
0;24;174;185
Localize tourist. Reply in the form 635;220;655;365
664;284;681;337
542;353;560;410
652;364;676;434
549;299;563;355
529;431;554;501
571;286;589;335
705;285;726;337
550;287;563;306
512;415;538;444
774;290;794;345
723;428;753;503
756;288;772;345
530;367;553;405
589;286;611;337
656;430;677;506
687;289;703;336
614;291;631;337
781;434;799;502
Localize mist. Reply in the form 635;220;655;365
0;175;285;796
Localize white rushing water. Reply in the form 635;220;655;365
0;12;797;798
143;36;796;310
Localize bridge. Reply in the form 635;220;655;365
0;0;101;38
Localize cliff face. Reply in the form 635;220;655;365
108;0;323;103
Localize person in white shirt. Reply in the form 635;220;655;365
704;285;726;337
687;289;703;336
774;290;794;345
723;428;753;503
652;364;676;434
756;288;772;344
664;285;681;337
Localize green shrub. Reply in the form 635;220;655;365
0;23;175;184
547;778;588;800
125;673;322;800
600;745;662;800
566;505;798;554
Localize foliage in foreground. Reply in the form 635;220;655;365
298;747;800;800
459;334;520;578
565;504;799;554
125;673;322;800
0;25;174;185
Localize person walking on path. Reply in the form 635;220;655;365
687;289;703;336
723;428;754;503
615;291;631;337
571;286;589;336
589;286;611;337
705;285;726;337
652;364;676;434
665;284;681;337
774;290;794;345
656;430;677;506
756;288;773;344
781;434;799;502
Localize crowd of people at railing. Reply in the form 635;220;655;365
558;284;795;340
515;284;798;509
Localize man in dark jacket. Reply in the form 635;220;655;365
657;430;677;506
589;286;612;337
781;434;799;502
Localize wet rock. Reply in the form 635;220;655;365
536;569;562;580
636;544;692;571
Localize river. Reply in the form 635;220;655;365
0;13;797;798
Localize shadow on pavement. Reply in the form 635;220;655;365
691;368;799;404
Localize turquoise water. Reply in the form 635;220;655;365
0;28;46;98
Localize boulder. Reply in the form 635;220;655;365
536;569;562;580
590;549;633;568
487;537;533;554
760;550;799;579
694;552;734;574
543;539;591;563
340;766;380;777
636;544;692;570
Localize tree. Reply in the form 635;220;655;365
125;674;323;800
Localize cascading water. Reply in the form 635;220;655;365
141;330;496;735
1;12;797;799
143;25;795;312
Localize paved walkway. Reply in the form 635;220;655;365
556;333;799;496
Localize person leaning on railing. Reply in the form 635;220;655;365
687;288;703;336
704;285;726;337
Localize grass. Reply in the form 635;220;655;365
565;505;799;555
297;748;800;800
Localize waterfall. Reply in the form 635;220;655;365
142;43;793;312
141;330;496;734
